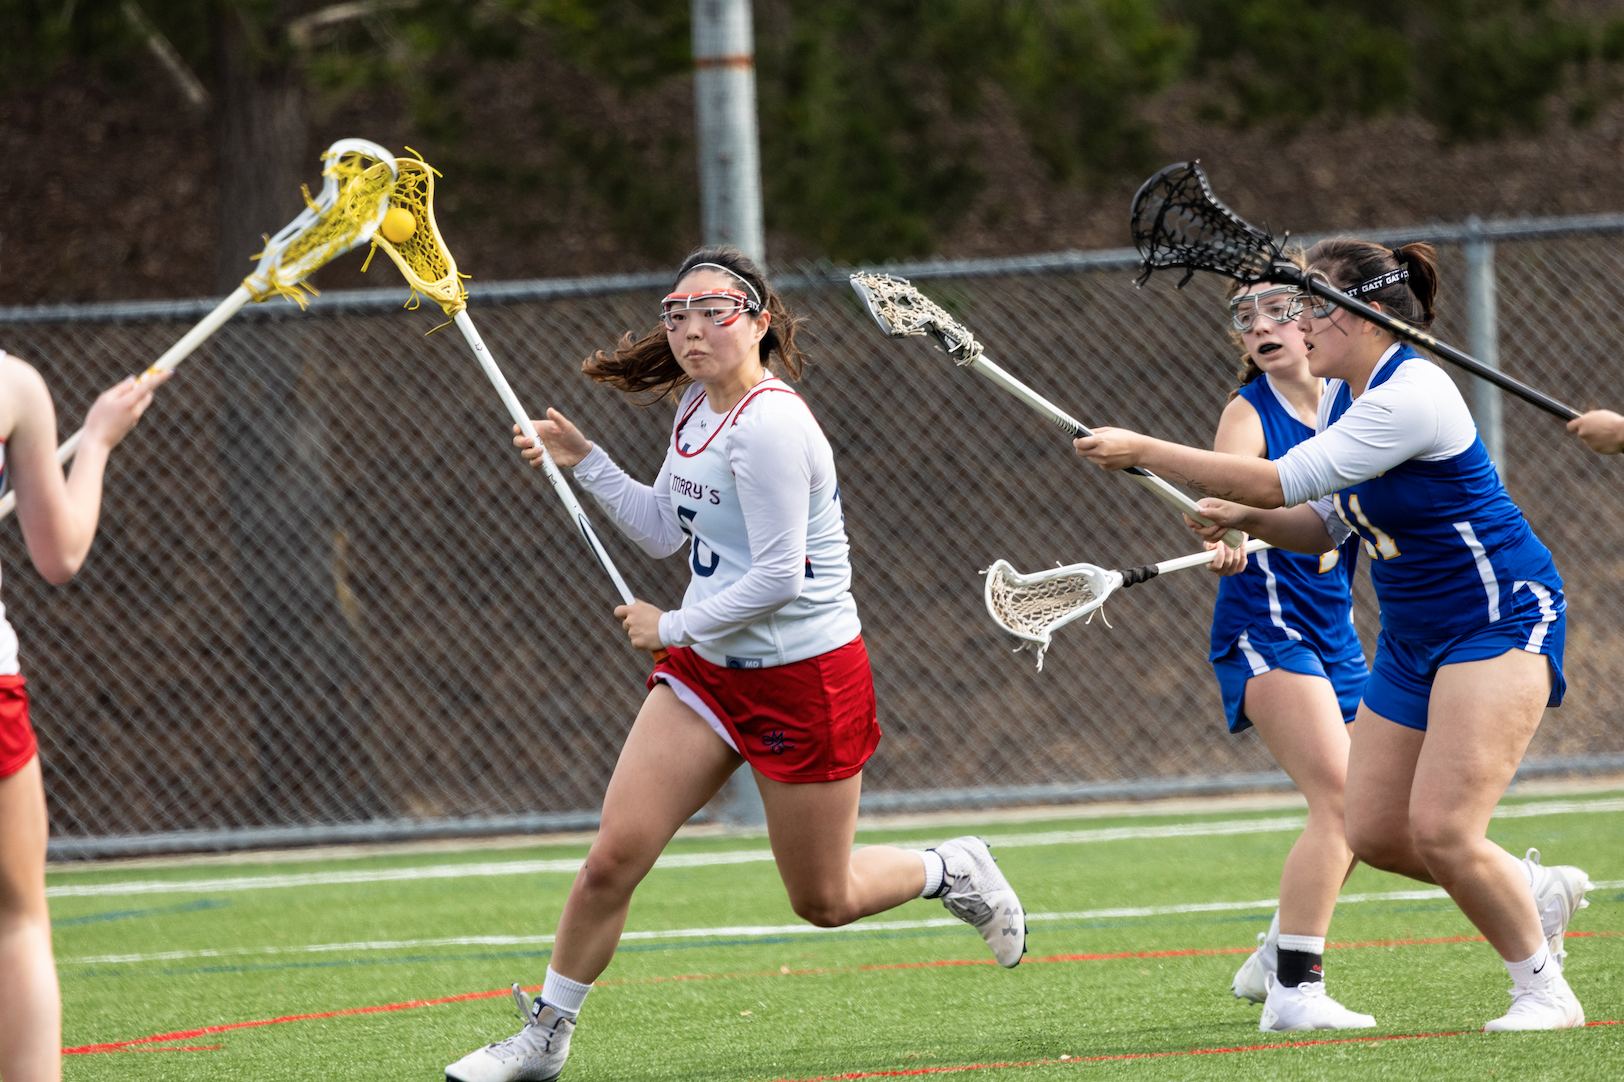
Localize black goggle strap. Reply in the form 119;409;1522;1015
1299;265;1410;317
1346;266;1410;297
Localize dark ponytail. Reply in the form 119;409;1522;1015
582;245;809;402
1303;237;1440;330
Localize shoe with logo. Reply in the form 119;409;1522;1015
1484;971;1585;1031
445;985;575;1082
932;836;1026;967
1232;911;1280;1004
1258;973;1376;1032
1521;849;1592;963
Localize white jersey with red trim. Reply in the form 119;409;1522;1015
572;375;860;668
0;432;18;675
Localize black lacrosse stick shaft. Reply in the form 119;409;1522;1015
1290;275;1579;421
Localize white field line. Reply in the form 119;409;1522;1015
46;796;1624;901
43;818;1306;899
60;880;1624;967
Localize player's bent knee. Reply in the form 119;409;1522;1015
575;846;655;899
1407;820;1474;875
1344;822;1408;872
788;890;858;929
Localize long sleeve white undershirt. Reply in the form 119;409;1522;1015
1274;347;1478;539
571;390;833;648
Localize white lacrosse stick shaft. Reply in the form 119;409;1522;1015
0;285;253;522
963;349;1245;549
1146;536;1271;576
451;311;640;611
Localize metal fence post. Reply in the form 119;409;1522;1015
1464;215;1506;483
692;0;767;265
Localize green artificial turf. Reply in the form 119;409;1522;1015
49;791;1624;1080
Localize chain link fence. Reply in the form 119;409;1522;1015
5;218;1623;857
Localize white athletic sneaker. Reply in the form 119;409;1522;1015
933;836;1026;967
445;985;575;1082
1521;849;1592;963
1258;973;1376;1032
1232;911;1280;1003
1484;972;1586;1032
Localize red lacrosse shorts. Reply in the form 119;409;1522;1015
648;636;881;783
0;675;35;779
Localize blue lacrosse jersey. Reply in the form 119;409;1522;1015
1324;346;1562;639
1210;376;1364;663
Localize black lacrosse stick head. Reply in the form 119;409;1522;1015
1130;161;1301;289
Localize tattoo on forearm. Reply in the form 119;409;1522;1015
1186;479;1247;501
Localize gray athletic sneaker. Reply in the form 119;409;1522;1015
1521;848;1592;963
932;836;1026;967
445;985;575;1082
1232;910;1279;1003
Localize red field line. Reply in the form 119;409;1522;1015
64;931;1623;1055
61;987;532;1054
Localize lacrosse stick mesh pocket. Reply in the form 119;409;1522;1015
984;560;1117;671
848;272;982;363
246;149;397;306
366;156;467;320
987;570;1097;639
1129;161;1281;286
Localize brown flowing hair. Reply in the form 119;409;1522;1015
582;246;808;402
1224;248;1307;402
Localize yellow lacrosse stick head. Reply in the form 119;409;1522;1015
366;155;468;319
245;139;399;307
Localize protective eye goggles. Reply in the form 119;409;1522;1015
661;289;761;331
1228;285;1303;332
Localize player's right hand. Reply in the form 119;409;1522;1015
80;371;171;451
1203;534;1251;576
515;407;593;467
1566;409;1624;455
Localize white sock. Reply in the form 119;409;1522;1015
1504;943;1555;988
1277;934;1326;954
914;849;946;899
541;966;593;1019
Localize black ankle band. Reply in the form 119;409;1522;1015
1277;947;1324;988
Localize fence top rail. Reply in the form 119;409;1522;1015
5;210;1623;327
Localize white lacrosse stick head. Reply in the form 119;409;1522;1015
849;272;983;364
243;138;400;306
984;559;1123;671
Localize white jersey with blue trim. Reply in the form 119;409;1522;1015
573;376;860;668
1210;374;1362;662
1275;344;1562;639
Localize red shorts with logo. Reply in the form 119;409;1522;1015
648;636;881;784
0;675;35;779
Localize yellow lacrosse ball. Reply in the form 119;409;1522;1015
380;207;416;244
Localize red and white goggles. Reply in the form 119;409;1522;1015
661;289;760;331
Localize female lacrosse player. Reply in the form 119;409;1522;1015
1203;277;1373;1031
444;247;1026;1082
0;355;165;1082
1074;239;1591;1032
